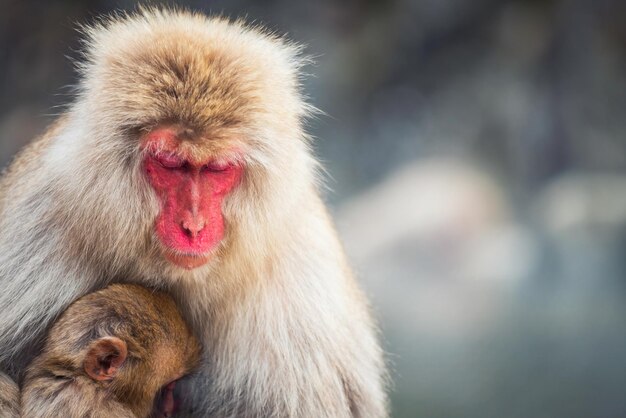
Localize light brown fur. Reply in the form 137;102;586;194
0;372;19;418
0;8;387;417
0;284;200;418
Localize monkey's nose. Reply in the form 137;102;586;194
181;217;206;239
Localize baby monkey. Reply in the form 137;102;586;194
0;284;201;418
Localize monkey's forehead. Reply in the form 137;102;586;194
78;9;309;136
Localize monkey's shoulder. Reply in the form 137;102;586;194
0;115;68;208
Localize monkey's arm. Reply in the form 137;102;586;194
0;119;99;374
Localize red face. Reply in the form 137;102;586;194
142;128;243;269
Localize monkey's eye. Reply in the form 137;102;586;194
155;153;185;169
202;161;232;172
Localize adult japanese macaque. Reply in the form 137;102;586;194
0;8;387;417
0;284;201;418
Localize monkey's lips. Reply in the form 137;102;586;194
163;251;211;270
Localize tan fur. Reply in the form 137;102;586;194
9;284;200;418
0;372;19;418
0;8;387;417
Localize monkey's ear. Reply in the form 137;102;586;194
84;336;128;381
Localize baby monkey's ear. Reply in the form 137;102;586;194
83;336;128;381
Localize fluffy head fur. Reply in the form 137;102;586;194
0;8;388;417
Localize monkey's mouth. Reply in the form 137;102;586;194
153;380;180;417
163;251;211;270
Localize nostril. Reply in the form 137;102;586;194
181;224;193;238
181;219;205;238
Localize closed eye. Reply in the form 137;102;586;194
155;153;185;169
202;161;232;172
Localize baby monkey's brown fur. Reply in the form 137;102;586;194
0;284;200;418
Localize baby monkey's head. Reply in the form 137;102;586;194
22;284;201;418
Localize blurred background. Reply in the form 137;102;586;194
2;0;626;416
